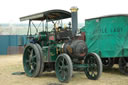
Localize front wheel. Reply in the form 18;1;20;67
55;53;73;83
84;53;102;80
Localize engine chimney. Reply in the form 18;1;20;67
70;6;78;37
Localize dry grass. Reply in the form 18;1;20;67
0;54;128;85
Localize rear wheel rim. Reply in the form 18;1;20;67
23;44;41;77
35;44;44;76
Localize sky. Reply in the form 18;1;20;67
0;0;128;24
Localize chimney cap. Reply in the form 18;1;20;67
70;6;78;12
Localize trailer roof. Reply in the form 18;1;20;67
85;14;128;21
20;9;71;21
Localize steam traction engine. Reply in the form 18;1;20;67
20;7;102;82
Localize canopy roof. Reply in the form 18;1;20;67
20;9;71;21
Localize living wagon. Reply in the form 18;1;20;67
81;15;128;75
20;7;102;83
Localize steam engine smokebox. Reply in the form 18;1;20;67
63;40;88;59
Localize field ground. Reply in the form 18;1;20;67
0;54;128;85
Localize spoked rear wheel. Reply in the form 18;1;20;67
84;53;102;80
23;43;41;77
119;57;128;75
55;53;73;83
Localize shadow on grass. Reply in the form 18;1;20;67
47;83;63;85
103;68;121;74
103;66;127;76
39;72;56;78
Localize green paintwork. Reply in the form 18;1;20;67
33;30;64;62
73;64;88;68
42;46;49;62
50;46;57;61
42;44;57;62
34;32;48;46
81;15;128;58
42;43;63;62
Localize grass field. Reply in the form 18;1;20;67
0;54;128;85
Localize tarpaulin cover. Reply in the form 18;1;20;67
81;16;128;58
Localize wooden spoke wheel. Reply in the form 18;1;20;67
55;53;73;83
119;57;128;75
23;43;42;77
84;53;102;80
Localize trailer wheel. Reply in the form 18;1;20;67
55;53;73;83
23;43;41;77
119;57;128;75
35;43;44;76
102;58;114;70
84;53;102;80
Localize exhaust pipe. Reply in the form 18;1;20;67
70;6;78;37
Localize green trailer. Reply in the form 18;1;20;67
81;15;128;75
20;7;102;83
